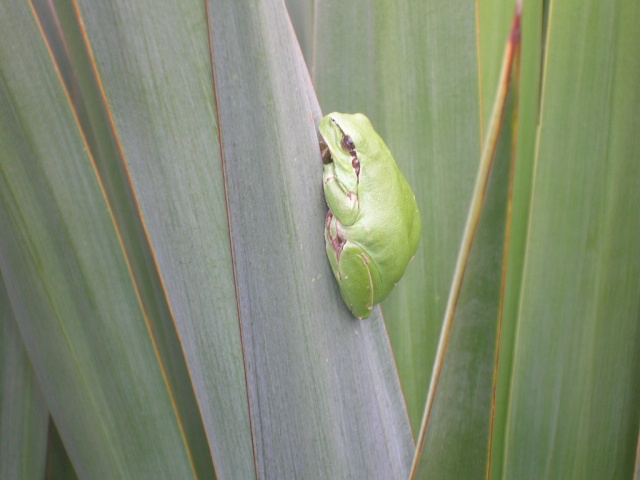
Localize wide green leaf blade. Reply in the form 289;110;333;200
0;3;196;478
503;1;640;477
207;1;414;477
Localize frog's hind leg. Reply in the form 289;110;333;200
336;243;377;319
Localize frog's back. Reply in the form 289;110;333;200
351;148;421;301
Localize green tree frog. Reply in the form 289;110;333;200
319;112;421;319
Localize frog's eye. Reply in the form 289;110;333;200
341;135;356;152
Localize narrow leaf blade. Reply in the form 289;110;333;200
0;276;48;480
71;0;255;475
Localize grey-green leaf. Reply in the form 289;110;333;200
207;1;414;477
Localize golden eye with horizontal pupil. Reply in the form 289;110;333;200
341;135;356;152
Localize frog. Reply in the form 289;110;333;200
320;112;421;318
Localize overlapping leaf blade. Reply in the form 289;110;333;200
0;3;196;477
413;105;513;478
487;1;543;477
411;9;521;472
70;0;253;475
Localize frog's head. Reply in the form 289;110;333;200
319;112;372;193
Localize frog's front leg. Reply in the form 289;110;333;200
323;165;359;226
325;212;380;319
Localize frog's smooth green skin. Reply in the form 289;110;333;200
320;112;421;319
